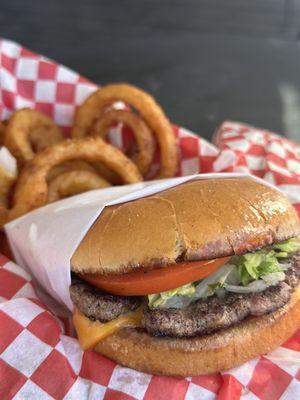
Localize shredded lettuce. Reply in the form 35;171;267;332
147;237;299;308
148;283;195;308
234;251;282;286
234;238;300;286
273;237;300;254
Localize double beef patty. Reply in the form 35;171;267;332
70;252;300;338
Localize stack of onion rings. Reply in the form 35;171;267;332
4;108;63;167
9;136;143;220
0;83;177;232
71;83;178;178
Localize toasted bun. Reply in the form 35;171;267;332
71;177;300;275
92;285;300;376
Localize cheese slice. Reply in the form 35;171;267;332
294;287;300;300
73;307;143;350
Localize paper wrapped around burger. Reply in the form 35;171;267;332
3;172;280;309
4;172;300;376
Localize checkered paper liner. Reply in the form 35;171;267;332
0;38;300;400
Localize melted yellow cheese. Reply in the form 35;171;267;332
73;307;142;350
294;287;300;300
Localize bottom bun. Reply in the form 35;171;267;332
94;286;300;376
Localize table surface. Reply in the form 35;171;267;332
1;0;300;142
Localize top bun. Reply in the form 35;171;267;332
71;177;300;275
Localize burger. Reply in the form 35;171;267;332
70;177;300;376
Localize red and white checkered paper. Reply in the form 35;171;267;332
1;38;300;400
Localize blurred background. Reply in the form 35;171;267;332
1;0;300;141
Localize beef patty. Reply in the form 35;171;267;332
70;276;141;322
70;252;300;337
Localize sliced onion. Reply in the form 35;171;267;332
278;262;292;271
261;272;285;285
194;264;236;299
159;296;191;309
224;280;268;293
224;271;286;294
225;267;240;285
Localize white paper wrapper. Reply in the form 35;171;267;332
4;172;279;310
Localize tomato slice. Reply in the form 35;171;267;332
79;256;230;296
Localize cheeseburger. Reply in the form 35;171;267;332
70;177;300;375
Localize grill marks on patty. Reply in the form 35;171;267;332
70;252;300;337
70;277;141;322
284;254;300;288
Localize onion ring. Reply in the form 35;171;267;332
47;160;98;181
0;231;13;259
0;166;15;227
9;137;143;220
93;163;123;185
91;109;155;176
0;166;15;208
71;83;178;178
47;170;111;203
0;120;7;146
4;108;63;166
0;147;18;227
47;156;123;186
